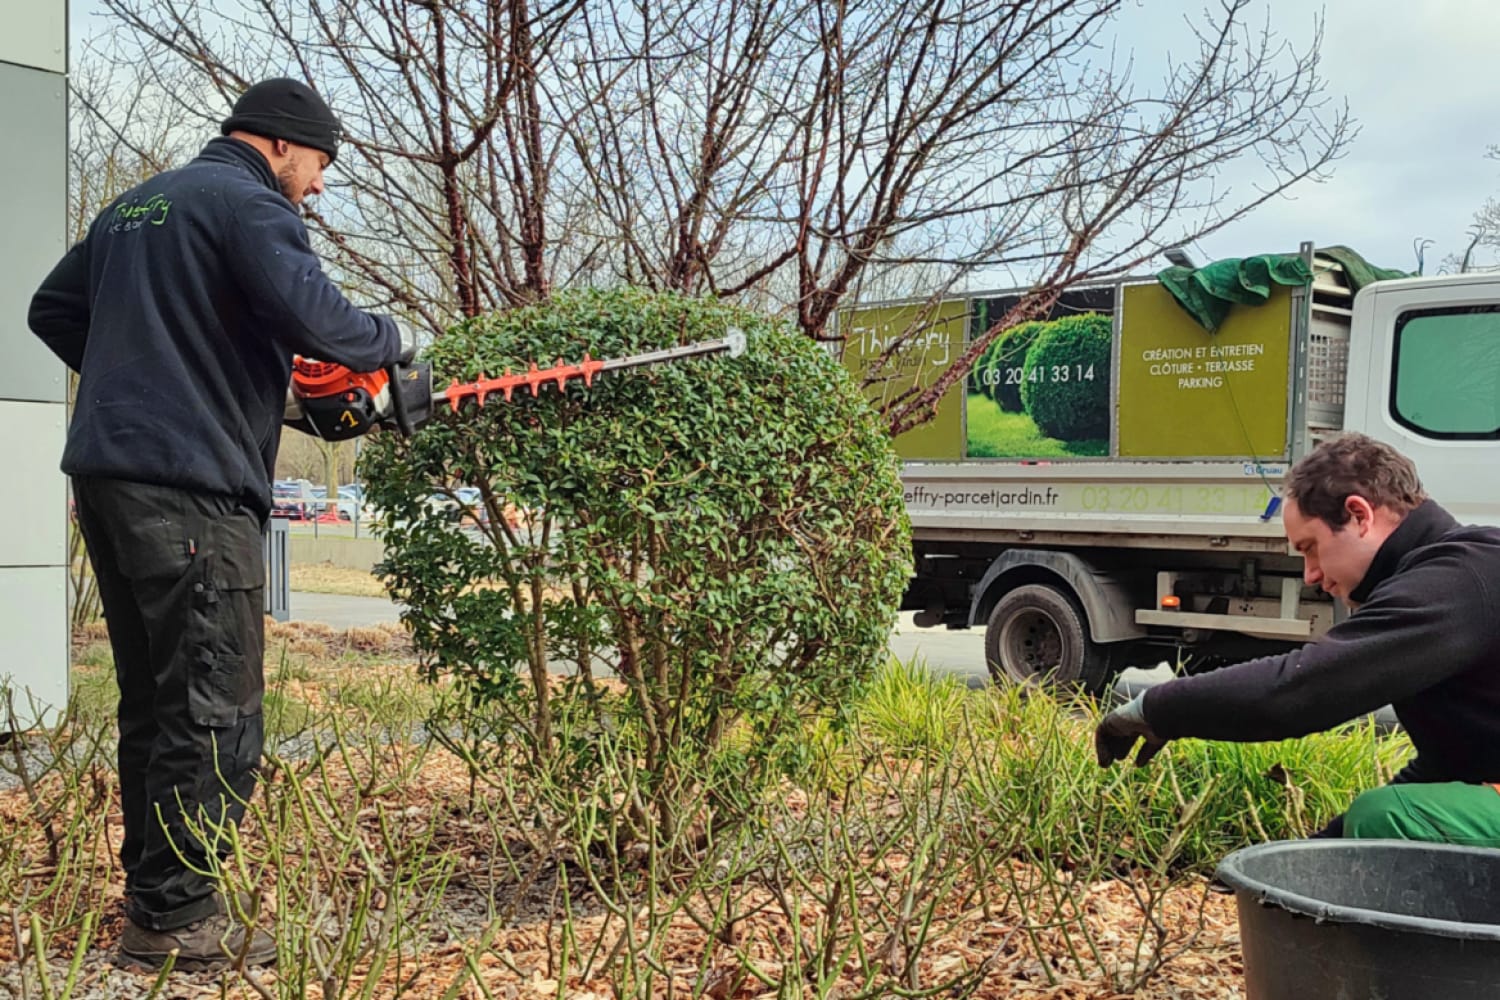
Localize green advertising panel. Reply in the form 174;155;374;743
1117;283;1293;459
965;289;1116;459
841;300;967;460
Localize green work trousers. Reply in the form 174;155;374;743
1344;782;1500;847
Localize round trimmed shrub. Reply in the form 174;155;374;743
359;288;911;840
989;320;1046;412
1020;313;1111;440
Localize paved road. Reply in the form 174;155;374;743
287;591;402;629
287;591;1177;701
289;593;1000;684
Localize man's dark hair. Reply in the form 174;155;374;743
1285;432;1427;527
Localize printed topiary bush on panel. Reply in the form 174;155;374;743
988;320;1046;412
1021;313;1112;439
359;288;911;845
968;332;1002;397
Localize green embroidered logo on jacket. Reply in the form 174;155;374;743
109;194;172;232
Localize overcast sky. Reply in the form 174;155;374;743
1119;0;1500;274
69;0;1499;275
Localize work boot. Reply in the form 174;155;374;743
118;911;276;972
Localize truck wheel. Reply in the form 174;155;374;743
985;583;1112;695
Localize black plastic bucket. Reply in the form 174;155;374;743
1217;839;1500;999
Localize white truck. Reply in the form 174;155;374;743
844;244;1500;693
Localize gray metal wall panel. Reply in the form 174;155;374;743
0;568;69;727
0;63;67;405
0;4;65;75
0;400;67;565
0;0;68;731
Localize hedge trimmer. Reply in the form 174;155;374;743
289;329;747;441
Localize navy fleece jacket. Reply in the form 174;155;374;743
28;137;400;520
1144;500;1500;787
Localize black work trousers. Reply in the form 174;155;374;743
72;477;265;931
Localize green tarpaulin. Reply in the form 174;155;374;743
1316;244;1411;292
1156;246;1409;332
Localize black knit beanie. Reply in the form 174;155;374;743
220;78;343;164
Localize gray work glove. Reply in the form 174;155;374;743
394;319;420;365
1094;693;1167;767
284;384;305;423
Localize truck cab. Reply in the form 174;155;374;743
1343;271;1500;527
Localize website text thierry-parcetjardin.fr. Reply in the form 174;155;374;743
902;485;1061;509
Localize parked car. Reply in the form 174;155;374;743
424;491;463;522
271;480;312;520
336;484;365;521
271;478;336;520
344;485;525;529
416;487;490;525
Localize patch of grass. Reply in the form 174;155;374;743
333;666;439;729
266;649;316;684
263;689;314;740
855;655;970;757
67;672;116;730
289;562;388;598
68;643;117;726
65;624;415;746
957;686;1413;869
71;642;113;671
965;391;1106;457
1162;718;1411;851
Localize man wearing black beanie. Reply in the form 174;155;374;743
27;77;415;971
221;77;344;204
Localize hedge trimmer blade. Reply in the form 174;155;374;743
436;328;747;413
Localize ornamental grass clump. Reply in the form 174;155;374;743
360;288;911;847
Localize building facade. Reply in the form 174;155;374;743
1;4;68;726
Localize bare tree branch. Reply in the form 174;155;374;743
84;0;1350;439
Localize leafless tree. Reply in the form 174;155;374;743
67;44;205;233
1443;145;1500;274
275;431;358;487
770;0;1349;434
86;0;1348;436
93;0;589;331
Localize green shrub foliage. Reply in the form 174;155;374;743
1020;313;1111;439
987;320;1046;412
360;288;911;839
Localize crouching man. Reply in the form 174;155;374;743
1095;432;1500;844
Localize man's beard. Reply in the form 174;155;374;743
276;164;301;204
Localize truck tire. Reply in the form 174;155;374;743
985;583;1113;695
